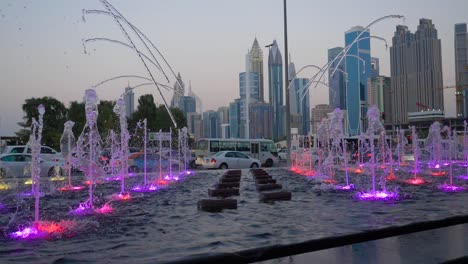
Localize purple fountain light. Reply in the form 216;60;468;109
356;191;399;201
336;184;355;191
439;184;465;192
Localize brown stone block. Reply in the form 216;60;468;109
216;182;240;189
208;188;240;197
198;199;238;212
256;183;282;192
259;191;292;202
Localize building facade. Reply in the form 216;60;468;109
268;39;284;141
170;72;185;109
123;86;134;118
345;26;371;136
455;23;468;118
390;19;444;125
328;47;347;110
229;99;241;138
249;38;265;102
180;96;196;118
311;104;334;134
249;102;273;139
239;71;259;138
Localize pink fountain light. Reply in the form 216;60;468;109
405;178;427;185
439;184;465;192
322;179;337;184
458;175;468;180
386;172;397;181
357;191;399;201
70;202;113;216
10;220;77;240
58;185;85;191
108;192;132;201
132;185;158;193
431;171;446;177
336;184;355;191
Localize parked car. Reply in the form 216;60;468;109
127;152;184;173
0;153;64;178
200;151;261;170
2;145;64;163
278;149;287;161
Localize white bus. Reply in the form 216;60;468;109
193;138;279;167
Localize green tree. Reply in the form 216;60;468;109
130;94;158;131
67;101;86;136
16;97;67;149
97;100;117;137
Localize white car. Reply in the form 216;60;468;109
0;153;64;178
278;149;287;161
200;151;261;170
2;145;64;163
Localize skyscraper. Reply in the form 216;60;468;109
390;19;444;125
180;96;196;118
123;86;134;118
328;47;347;110
455;23;468;117
345;26;371;136
390;25;414;125
249;38;265;102
202;111;219;138
289;61;309;135
370;57;380;79
217;106;230;138
268;39;284;141
239;71;259;137
229;99;241;138
249;102;273;139
170;72;185;109
413;19;444;113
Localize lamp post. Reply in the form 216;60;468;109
283;0;291;166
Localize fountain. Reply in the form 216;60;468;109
357;106;398;200
395;128;408;167
132;118;159;193
11;105;79;239
109;98;131;201
329;108;354;190
58;121;84;191
460;120;468;180
439;126;464;192
425;121;444;174
403;126;427;185
71;89;112;215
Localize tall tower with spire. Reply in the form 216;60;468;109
171;72;185;109
249;38;264;102
268;39;284;141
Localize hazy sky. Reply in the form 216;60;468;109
0;0;467;135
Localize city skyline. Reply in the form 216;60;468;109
1;0;467;135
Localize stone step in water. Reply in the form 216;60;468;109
216;182;240;189
253;175;273;180
225;170;241;176
252;171;270;175
220;177;241;183
256;183;282;192
250;168;265;173
208;188;240;197
198;199;238;212
223;174;242;179
256;179;277;185
259;191;292;202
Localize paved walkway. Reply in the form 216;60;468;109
258;223;468;264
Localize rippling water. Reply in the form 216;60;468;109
1;164;468;263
